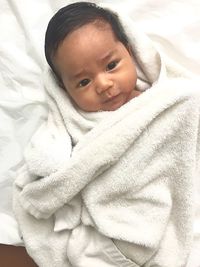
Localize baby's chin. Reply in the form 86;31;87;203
103;89;141;112
79;89;142;112
101;94;126;111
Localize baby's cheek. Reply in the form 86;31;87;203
133;89;142;97
76;94;101;112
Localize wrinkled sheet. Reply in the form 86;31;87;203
0;0;200;246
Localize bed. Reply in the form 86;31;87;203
1;0;200;265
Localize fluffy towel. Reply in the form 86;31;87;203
13;14;200;267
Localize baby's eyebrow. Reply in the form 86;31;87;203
71;70;85;80
69;49;116;81
99;49;115;62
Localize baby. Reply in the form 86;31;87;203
14;2;200;267
45;1;141;112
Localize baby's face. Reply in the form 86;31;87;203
54;22;139;112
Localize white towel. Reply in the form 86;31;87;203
13;14;200;267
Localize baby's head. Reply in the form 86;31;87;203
45;2;139;112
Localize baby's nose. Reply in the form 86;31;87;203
96;74;114;95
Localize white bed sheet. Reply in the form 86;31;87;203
0;0;200;249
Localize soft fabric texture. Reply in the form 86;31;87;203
13;14;200;267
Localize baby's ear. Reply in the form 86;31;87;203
126;43;134;57
51;70;65;89
58;79;65;89
55;76;65;89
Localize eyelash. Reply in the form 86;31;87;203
78;60;119;88
79;79;90;87
106;60;118;71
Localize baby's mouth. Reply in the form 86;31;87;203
103;93;121;104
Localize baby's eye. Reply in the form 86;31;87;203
106;61;118;71
79;79;90;87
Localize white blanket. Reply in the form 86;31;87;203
13;14;200;267
1;0;200;248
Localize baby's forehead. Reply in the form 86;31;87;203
66;20;115;40
53;18;132;79
61;21;120;57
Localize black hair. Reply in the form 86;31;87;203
44;1;132;82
